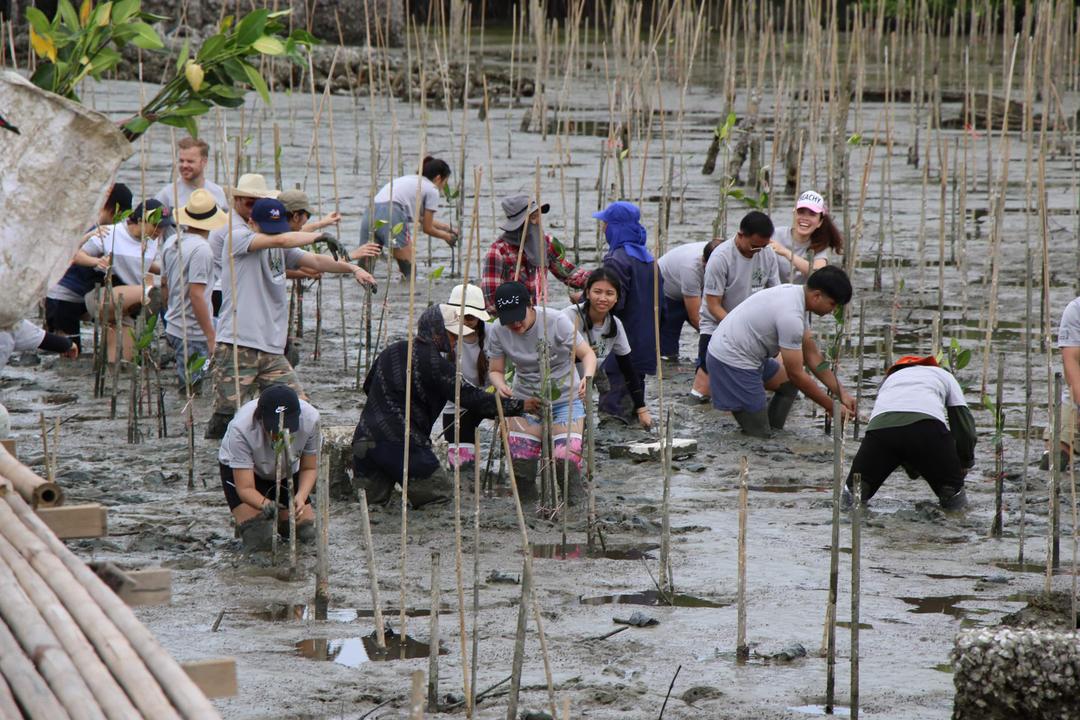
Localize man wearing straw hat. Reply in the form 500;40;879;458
206;197;376;439
155;136;229;213
207;173;278;317
843;355;976;512
480;194;591;312
161;188;226;392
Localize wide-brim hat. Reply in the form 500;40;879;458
447;283;490;321
177;188;227;231
227;173;279;200
498;194;550;233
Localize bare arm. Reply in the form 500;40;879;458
300;212;341;232
248;230;322;251
1063;346;1080;406
574;338;598;398
233;468;267;512
74;249;109;270
683;295;702;329
488;355;512;398
296;253;376;285
705;293;726;323
421;209;455;244
188;283;216;353
293;453;317;512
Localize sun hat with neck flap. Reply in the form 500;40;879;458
593;200;653;262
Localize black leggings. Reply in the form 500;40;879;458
846;419;965;502
442;409;483;445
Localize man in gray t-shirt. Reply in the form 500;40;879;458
705;266;856;438
218;385;321;551
154;137;229;212
691;212;780;401
657;239;722;361
206;198;376;439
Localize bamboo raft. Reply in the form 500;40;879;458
0;470;220;719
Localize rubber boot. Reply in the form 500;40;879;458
237;518;274;553
204;411;233;440
556;462;586;506
767;382;799;430
939;488;968;512
406;467;453;509
285;338;301;368
296;522;316;543
395;257;413;279
732;409;772;438
511;459;539;502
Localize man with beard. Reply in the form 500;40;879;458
480;194;591;311
154;136;229;212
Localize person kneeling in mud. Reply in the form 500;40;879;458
844;356;976;512
487;282;597;505
352;304;541;508
219;385;321;551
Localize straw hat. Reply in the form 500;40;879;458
227;173;279;200
177;189;227;231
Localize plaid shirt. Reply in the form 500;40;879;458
481;234;591;310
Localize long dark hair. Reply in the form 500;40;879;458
809;213;844;255
422;156;451;182
471;320;489;384
576;267;622;340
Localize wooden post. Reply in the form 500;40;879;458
659;410;674;595
584;376;596;550
358;492;386;647
735;456;749;661
850;472;862;720
314;449;330;620
1049;372;1063;587
824;398;842;713
427;551;441;713
854;300;865;440
506;558;530;720
991;353;1005;538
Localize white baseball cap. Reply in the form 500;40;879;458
438;304;475;337
447;283;490;321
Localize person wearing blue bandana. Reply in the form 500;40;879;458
595;201;661;422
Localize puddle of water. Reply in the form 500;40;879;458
749;485;830;494
579;590;728;608
253;602;447;622
531;542;659;560
925;573;985;581
993;561;1078;575
296;633;446;667
899;594;977;617
789;705;851;716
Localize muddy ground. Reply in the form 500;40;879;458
4;32;1080;720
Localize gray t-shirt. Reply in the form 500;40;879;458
207;211;248;293
216;229;304;354
698;237;780;335
162;232;214;342
561;304;630;368
486;307;582;400
81;223;158;288
773;226;832;285
218;398;321;479
658;241;707;301
0;320;46;372
1058;298;1080;348
373;175;440;221
708;284;807;370
155;179;229;212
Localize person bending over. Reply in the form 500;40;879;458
219;385;320;552
844;356;975;512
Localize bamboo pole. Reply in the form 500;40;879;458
315;446;330;620
0;530;140;719
735;456;749;661
3;493;220;718
505;558;530;720
991;354;1005;537
427;551;441;713
0;442;63;507
824;398;842;712
358;491;386;647
0;617;69;720
850;472;862;720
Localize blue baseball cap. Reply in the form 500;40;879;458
250;198;291;234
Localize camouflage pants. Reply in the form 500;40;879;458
210;344;306;415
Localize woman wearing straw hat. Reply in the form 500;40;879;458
769;190;844;284
161;188;227;391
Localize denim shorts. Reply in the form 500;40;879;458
523;398;586;426
358;201;412;249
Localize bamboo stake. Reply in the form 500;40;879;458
0;618;69;720
0;442;62;508
427;550;441;713
850;472;862;720
824;398;842;712
1019;245;1033;563
315;446;330;620
991;353;1005;538
359;491;386;647
735;456;749;661
1049;373;1063;585
408;670;425;720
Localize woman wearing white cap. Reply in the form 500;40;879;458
769;190;844;285
440;284;492;471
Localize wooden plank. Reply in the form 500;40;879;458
0;439;14;458
181;658;237;699
120;569;172;607
36;504;107;539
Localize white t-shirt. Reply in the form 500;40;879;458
155;179;229;213
561;304;630;367
162;233;214;342
869;365;967;425
81;223;158;288
773;226;832;285
373;175;440;222
1057;298;1080;348
658;241;707;301
218;398;321;478
698;237;780;335
485;307;582;400
708;284;807;369
0;321;47;371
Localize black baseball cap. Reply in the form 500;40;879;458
257;384;301;434
131;198;169;225
494;281;530;325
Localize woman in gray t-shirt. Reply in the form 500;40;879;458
770;190;844;284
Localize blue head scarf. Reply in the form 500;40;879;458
594;201;653;263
